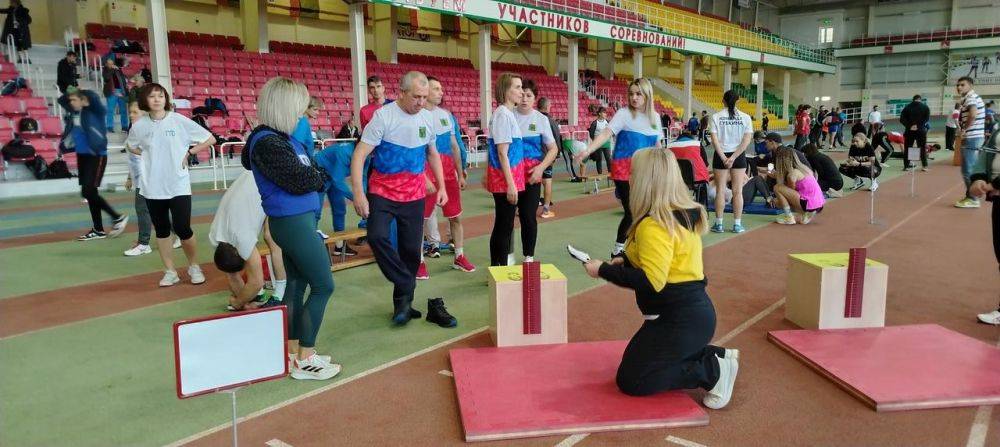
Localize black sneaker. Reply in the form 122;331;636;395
333;244;358;257
426;298;457;328
260;297;283;308
77;229;107;241
570;177;584;183
424;244;441;258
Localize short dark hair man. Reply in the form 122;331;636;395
899;93;931;171
57;51;79;94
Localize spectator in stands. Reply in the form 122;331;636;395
127;83;215;287
708;90;753;234
761;112;769;132
537;96;568;214
242;77;338;380
58;89;129;242
102;57;129;133
802;143;843;198
840;133;882;192
0;0;30;64
900;94;931;172
687;112;699;134
866;105;882;137
582;148;739;408
772;146;825;225
956;76;987;209
575;78;662;257
585;107;613;178
794;104;811;150
946;103;960;151
209;171;287;312
336;117;361;143
699;111;710;145
352;71;451;327
126;74;145;104
56;51;78;94
417;75;475;278
661;112;672;138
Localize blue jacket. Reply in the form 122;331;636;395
58;90;108;156
687;117;700;132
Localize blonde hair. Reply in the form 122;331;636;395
257;77;310;135
308;96;324;110
627;148;707;239
628;78;657;129
773;146;814;182
494;72;521;105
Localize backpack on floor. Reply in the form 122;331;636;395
28;154;47;179
1;137;34;160
17;117;37;134
0;77;26;96
46;156;72;179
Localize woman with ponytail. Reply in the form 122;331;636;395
574;78;662;256
707;90;753;233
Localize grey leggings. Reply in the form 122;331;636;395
134;189;152;245
268;211;334;348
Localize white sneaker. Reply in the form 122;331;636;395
123;243;152;257
724;348;740;360
288;353;332;369
977;310;1000;325
291;354;342;380
317;230;329;240
802;211;817;225
704;354;739;409
159;270;180;287
109;215;129;238
524;256;534;263
173;238;182;249
188;265;206;285
868;179;879;192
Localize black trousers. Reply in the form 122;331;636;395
794;134;807;150
591;146;612;174
839;164;880;180
617;282;722;396
490;185;541;266
945;126;957;150
614;180;633;244
993;200;999;269
903;129;928;168
77;154;120;232
146;195;193;240
367;194;424;310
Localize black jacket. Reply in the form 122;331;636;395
899;100;930;130
57;58;79;90
0;6;30;51
102;67;128;98
541;111;562;151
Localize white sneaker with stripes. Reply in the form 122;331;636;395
291;354;341;381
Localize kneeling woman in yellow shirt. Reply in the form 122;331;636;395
583;148;739;409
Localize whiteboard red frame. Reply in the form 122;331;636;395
173;306;289;399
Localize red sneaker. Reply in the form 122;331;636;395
416;262;429;280
453;254;476;273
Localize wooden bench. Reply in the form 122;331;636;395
581;174;612;195
258;228;374;273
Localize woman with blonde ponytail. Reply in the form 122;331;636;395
581;148;739;409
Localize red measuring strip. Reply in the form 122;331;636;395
522;262;542;335
844;248;866;318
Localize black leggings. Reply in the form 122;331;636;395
591;146;612;174
615;180;632;244
490;184;540;266
617;282;722;396
993;201;999;269
146;195;193;240
78;154;120;232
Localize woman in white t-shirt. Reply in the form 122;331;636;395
126;84;215;287
486;72;525;266
708;90;753;234
574;78;662;256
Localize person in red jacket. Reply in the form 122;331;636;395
794;104;812;150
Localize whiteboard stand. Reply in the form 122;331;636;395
907;145;921;198
222;386;244;447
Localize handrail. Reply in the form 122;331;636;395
843;25;1000;48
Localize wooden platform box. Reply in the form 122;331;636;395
785;253;888;330
488;264;568;348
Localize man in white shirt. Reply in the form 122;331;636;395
209;171;287;311
866;105;882;137
955;76;988;208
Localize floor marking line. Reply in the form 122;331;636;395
264;439;293;447
438;370;453;377
554;433;589;447
165;326;488;447
666;435;708;447
862;183;961;249
964;335;1000;447
715;298;786;345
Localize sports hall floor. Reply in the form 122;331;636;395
1;134;998;446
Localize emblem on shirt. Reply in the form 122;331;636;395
419;127;427;138
165;130;176;136
440;118;448;126
529;123;537;132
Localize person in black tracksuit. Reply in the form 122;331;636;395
57;51;79;94
970;131;1000;325
899;95;931;170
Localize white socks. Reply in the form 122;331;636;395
272;279;287;301
455;247;464;257
734;218;742;226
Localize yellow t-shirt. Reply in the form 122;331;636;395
623;217;704;292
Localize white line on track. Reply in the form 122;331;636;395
264;439;293;447
665;435;708;447
965;335;1000;447
166;327;489;447
554;433;589;447
438;369;454;377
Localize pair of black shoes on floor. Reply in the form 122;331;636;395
392;298;457;328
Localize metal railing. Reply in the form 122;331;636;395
512;0;834;64
842;25;1000;48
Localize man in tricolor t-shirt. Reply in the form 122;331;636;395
352;71;448;326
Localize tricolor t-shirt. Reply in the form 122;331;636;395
360;102;436;202
426;106;460;180
608;108;660;181
515;109;555;174
487;105;525;193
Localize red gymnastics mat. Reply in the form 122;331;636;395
449;341;708;442
769;324;1000;412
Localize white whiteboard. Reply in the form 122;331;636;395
174;307;287;399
